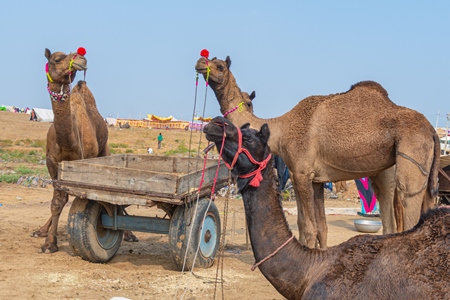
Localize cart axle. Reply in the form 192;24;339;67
101;214;170;234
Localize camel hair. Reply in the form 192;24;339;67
196;56;439;249
32;48;138;253
203;116;449;300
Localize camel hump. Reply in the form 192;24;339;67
350;81;388;97
76;80;86;88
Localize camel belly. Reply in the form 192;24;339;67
312;143;396;182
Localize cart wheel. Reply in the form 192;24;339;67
168;198;221;270
68;197;123;263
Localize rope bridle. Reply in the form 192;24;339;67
223;101;245;118
45;52;86;102
220;124;272;188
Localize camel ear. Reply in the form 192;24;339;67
249;91;256;101
241;123;250;129
225;56;231;69
45;48;51;60
260;123;270;143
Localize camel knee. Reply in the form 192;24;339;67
50;202;67;215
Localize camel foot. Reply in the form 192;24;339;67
39;243;59;254
123;231;139;242
31;230;48;238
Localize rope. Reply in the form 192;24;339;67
251;235;295;271
176;63;217;300
213;169;232;300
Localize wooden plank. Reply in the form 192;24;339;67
177;162;229;195
124;155;176;173
59;161;179;194
57;185;183;206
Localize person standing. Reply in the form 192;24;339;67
157;133;163;149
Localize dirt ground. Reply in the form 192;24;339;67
0;111;380;300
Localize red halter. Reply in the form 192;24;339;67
222;126;272;187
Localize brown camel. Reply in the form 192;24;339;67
204;116;449;300
196;56;439;248
32;48;137;253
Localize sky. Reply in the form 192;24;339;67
1;1;449;127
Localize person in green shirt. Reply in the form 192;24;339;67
157;133;163;149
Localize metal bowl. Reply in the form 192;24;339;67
353;219;382;233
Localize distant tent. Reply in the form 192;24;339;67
105;117;117;126
32;108;54;122
146;114;174;122
194;116;213;122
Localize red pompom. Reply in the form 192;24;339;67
77;47;87;56
200;49;209;58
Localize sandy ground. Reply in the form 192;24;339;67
0;111;380;299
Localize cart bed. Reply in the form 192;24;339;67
54;154;229;206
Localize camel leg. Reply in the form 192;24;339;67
31;216;52;237
313;182;327;249
40;189;69;253
118;206;139;242
395;151;431;231
292;173;318;249
370;167;396;234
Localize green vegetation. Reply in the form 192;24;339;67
125;149;134;153
0;148;45;164
164;142;191;156
109;142;129;148
0;165;49;183
30;139;46;149
0;139;13;147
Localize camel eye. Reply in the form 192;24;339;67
218;65;224;71
243;137;254;145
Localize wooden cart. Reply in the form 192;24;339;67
53;154;229;270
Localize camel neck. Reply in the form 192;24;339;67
49;85;77;151
210;73;242;116
238;167;320;298
209;72;284;155
227;113;283;155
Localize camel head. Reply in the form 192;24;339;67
195;56;231;88
45;48;87;85
204;116;271;188
239;90;256;114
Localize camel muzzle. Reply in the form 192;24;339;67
72;56;88;71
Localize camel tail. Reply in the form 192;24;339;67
426;133;440;204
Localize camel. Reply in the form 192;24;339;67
204;116;449;300
32;48;137;253
196;56;439;249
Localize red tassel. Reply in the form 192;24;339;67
249;171;263;187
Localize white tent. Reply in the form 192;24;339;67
32;108;54;122
105;117;117;126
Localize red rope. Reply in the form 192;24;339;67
198;127;228;200
221;126;271;187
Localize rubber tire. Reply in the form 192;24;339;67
68;198;123;263
168;198;221;271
